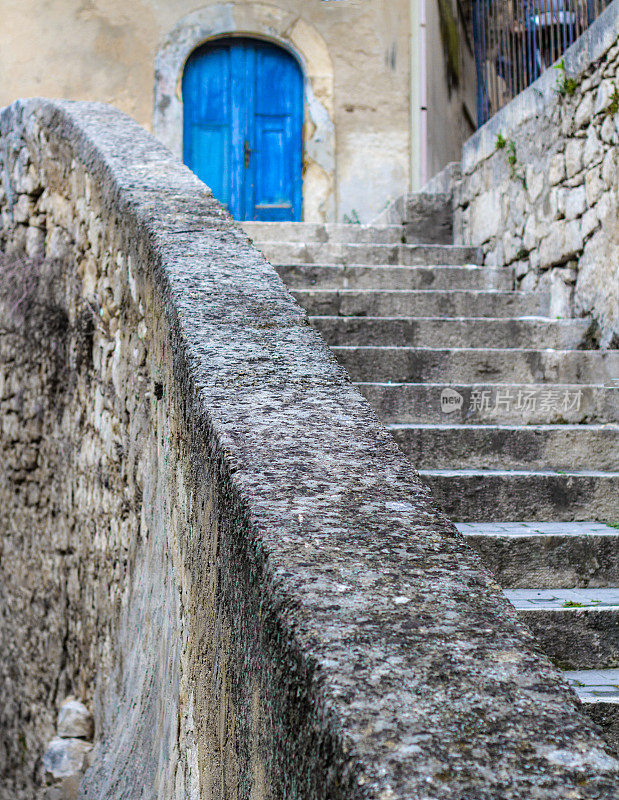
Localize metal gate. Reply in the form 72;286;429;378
471;0;612;126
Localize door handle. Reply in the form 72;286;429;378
244;140;252;169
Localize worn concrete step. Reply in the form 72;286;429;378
505;588;619;670
372;190;454;244
564;669;618;753
243;221;406;244
258;241;481;266
312;316;592;349
419;469;619;522
293;289;549;317
389;424;619;471
355;383;619;425
403;192;453;244
277;264;513;291
334;347;619;384
457;522;619;589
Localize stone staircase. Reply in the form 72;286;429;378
243;218;619;752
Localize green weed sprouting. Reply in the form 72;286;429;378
497;139;527;189
343;209;361;225
608;85;619;117
554;59;578;97
507;141;518;168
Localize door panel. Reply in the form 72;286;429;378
183;38;303;221
254;124;292;221
185;126;230;207
182;45;232;207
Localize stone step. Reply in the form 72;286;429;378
403;192;453;244
372;189;454;244
418;469;619;521
243;221;406;244
333;347;618;384
389;423;619;471
277;264;513;291
456;522;619;589
504;588;619;670
564;669;619;753
293;289;549;317
355;383;619;425
257;241;481;266
311;316;591;349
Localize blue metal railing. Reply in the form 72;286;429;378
472;0;612;126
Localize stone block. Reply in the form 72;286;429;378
46;226;72;260
520;271;539;291
507;187;526;231
13;193;34;223
581;207;599;240
561;112;575;137
600;114;618;144
601;148;616;189
26;225;45;258
575;227;619;347
522;213;545;252
42;737;92;781
57;699;94;740
595;79;617;115
538;220;583;269
543;187;560;220
585;166;605;207
548;153;566;185
565;139;584;178
468;189;503;244
483;240;504;267
563;185;586;220
42;787;65;800
583;128;604;167
452;207;464;243
596;191;616;226
403;193;453;244
502;229;522;264
526;166;544;202
514;259;529;279
575;92;594;129
548;269;574;319
13;162;40;195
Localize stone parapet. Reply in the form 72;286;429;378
1;99;618;800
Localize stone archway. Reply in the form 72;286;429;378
154;3;336;222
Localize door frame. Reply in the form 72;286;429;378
153;3;336;222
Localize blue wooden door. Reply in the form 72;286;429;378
183;39;303;221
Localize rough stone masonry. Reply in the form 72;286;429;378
454;1;619;347
1;99;618;800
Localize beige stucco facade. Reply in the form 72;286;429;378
0;0;474;221
424;0;477;181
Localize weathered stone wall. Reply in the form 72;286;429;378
2;99;619;800
454;3;619;346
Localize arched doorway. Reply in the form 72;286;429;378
182;38;304;221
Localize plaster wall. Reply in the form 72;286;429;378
0;0;412;222
424;0;476;182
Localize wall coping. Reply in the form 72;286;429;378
2;98;618;798
462;0;619;173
